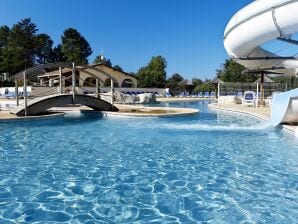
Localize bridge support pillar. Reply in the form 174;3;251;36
261;72;264;101
111;78;114;105
217;82;220;107
59;67;63;94
23;71;27;116
96;78;100;99
72;62;76;105
256;83;259;108
49;79;53;87
15;77;19;106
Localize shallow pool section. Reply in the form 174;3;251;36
0;101;297;223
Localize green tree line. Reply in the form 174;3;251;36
0;18;95;76
2;17;287;92
135;56;255;94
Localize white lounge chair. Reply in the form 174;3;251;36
242;91;256;107
234;91;243;104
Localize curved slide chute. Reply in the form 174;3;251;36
224;0;298;126
271;88;298;125
224;0;298;75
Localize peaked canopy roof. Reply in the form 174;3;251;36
254;75;274;83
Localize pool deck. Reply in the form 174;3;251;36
156;97;297;136
208;102;298;136
156;97;212;102
0;112;16;119
106;104;199;117
209;103;271;120
0;103;199;119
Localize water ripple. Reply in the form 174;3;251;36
0;102;297;223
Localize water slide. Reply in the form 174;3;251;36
224;0;298;125
271;88;298;125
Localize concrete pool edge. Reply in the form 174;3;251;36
209;103;298;136
156;97;214;102
0;104;199;121
0;112;65;123
104;105;199;117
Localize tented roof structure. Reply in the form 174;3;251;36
254;75;274;83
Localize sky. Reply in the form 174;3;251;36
0;0;276;80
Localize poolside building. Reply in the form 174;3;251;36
37;63;137;88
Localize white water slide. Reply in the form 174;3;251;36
224;0;298;125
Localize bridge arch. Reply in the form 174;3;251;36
10;62;119;116
12;94;118;116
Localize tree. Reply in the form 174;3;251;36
0;26;10;73
113;65;123;72
137;56;167;88
193;82;214;93
50;44;65;62
0;18;38;75
93;55;112;67
35;33;54;64
0;25;9;49
9;18;38;66
165;73;186;94
216;59;258;82
61;28;92;64
192;78;203;86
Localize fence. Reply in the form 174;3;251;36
218;82;292;98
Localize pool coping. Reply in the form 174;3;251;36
104;105;199;117
156;97;215;102
208;103;298;136
0;112;65;123
0;104;199;121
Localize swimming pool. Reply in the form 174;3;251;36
0;101;297;223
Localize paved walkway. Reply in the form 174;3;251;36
209;103;271;120
0;112;16;119
156;97;212;102
209;103;297;136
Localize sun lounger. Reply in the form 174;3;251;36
242;91;256;107
204;92;210;98
5;92;16;98
234;91;243;104
165;92;172;98
236;91;243;98
210;91;216;98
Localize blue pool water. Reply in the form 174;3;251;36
0;101;297;223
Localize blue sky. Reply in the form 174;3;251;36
0;0;265;80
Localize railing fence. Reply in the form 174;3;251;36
218;82;291;98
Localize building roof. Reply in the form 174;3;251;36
89;63;136;79
211;77;225;84
254;75;274;83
